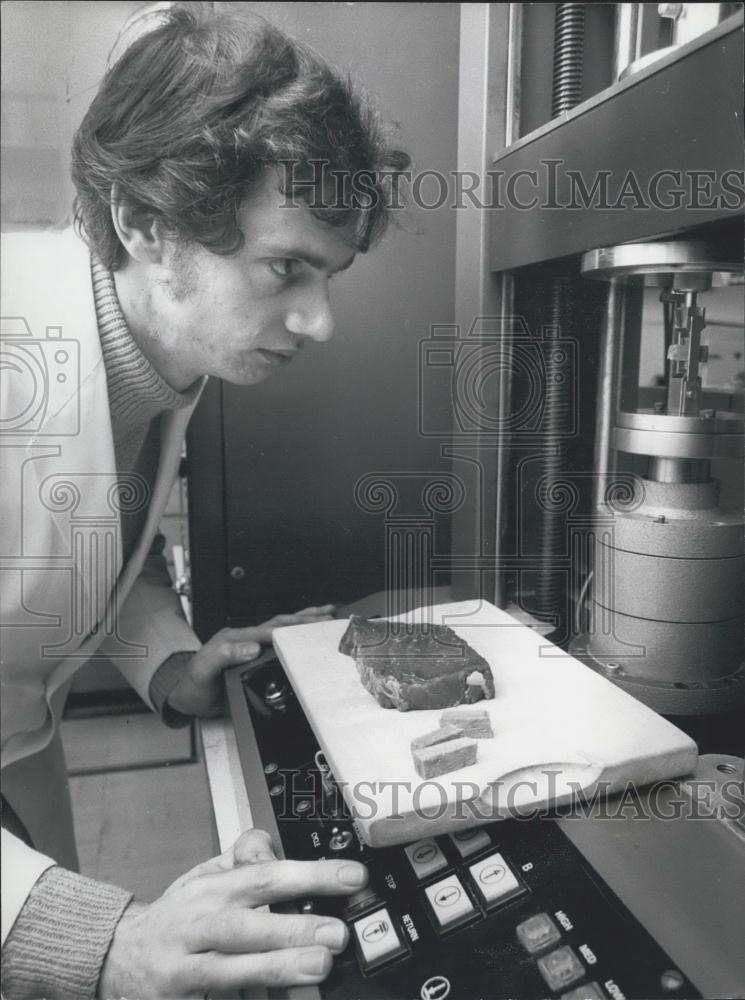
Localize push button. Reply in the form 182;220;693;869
448;827;491;859
537;946;585;992
561;983;605;1000
404;838;448;880
342;885;384;921
467;852;523;909
352;907;407;972
516;912;562;954
423;874;477;931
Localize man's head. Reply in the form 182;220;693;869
71;7;409;388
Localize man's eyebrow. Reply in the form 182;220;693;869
262;245;356;273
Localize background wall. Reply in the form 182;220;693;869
189;2;462;631
1;0;144;226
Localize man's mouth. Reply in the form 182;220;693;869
256;348;297;365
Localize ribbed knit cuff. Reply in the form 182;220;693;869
149;651;194;728
1;867;133;1000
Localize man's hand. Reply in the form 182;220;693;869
167;605;335;717
99;828;366;998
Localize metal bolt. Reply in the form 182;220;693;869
263;762;279;776
653;401;666;414
264;680;290;713
655;515;666;523
686;390;697;399
658;2;683;18
230;565;246;580
700;408;715;419
716;762;737;774
329;827;355;852
661;969;685;992
299;900;315;914
606;662;621;673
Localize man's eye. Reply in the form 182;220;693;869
268;259;296;277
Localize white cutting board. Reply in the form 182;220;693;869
272;600;697;847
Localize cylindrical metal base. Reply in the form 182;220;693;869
585;606;743;682
582;474;744;715
593;543;744;622
570;632;745;715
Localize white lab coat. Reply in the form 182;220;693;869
0;229;204;943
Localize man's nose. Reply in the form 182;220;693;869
285;289;335;343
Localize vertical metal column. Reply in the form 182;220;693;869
533;4;586;627
450;3;519;607
492;5;523;608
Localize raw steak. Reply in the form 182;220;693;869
338;616;495;711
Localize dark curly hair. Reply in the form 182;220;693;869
71;7;410;269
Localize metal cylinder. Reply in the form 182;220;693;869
648;457;711;483
633;477;720;515
612;411;745;460
612;3;641;81
609;511;743;560
585;473;745;712
593;541;744;622
586;612;743;683
592;279;622;513
534;275;576;623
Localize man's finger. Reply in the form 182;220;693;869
189;908;348;954
195;946;335;990
212;858;369;907
271;614;333;627
169;829;274;887
232;828;277;866
211;626;262;643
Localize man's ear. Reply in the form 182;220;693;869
110;186;165;264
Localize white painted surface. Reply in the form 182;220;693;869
200;718;254;853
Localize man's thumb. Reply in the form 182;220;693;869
215;639;261;668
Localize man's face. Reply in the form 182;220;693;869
154;169;357;387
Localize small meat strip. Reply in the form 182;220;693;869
412;736;478;778
410;723;464;752
439;707;494;739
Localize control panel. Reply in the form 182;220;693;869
224;657;725;1000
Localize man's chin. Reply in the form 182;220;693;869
223;367;275;387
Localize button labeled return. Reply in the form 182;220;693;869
352;907;408;972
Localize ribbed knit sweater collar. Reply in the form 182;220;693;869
90;255;201;425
